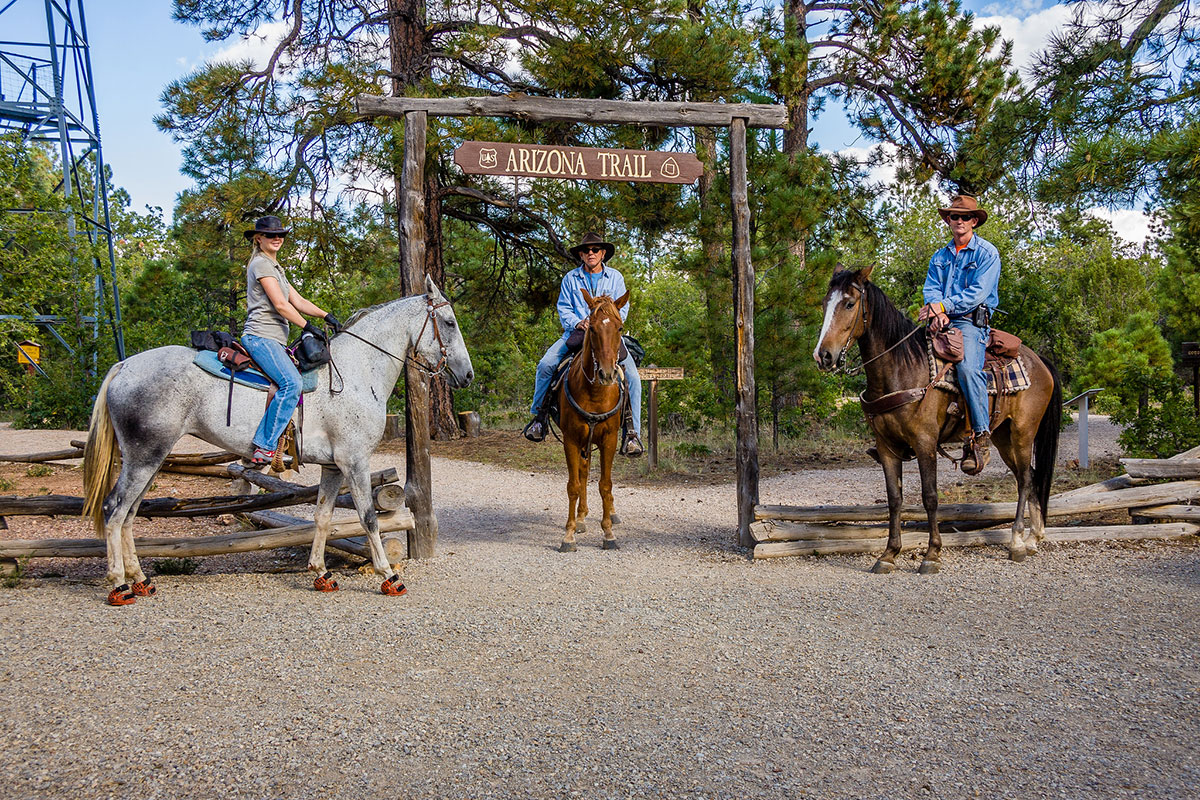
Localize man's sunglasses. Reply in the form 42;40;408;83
947;213;974;222
582;246;604;254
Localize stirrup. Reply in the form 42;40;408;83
523;417;547;443
622;432;644;458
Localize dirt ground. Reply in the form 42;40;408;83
0;418;1197;799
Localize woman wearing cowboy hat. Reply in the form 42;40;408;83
919;193;1001;475
525;232;643;456
240;215;342;466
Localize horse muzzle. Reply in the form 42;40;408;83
814;345;841;372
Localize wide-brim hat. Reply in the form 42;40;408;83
243;215;292;240
569;231;615;262
938;194;987;227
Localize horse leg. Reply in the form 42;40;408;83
576;450;591;534
562;444;581;552
916;449;943;574
599;434;617;550
993;429;1031;561
344;464;405;596
870;448;904;574
122;482;160;597
307;467;343;590
102;460;162;604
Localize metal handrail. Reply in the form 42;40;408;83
1065;388;1103;406
1063;388;1104;468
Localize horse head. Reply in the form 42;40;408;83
581;287;628;386
813;264;873;371
418;275;475;388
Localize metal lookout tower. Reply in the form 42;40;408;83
0;0;125;361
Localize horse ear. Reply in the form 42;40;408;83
614;290;630;310
858;264;875;282
833;263;847;275
580;287;596;307
424;274;444;300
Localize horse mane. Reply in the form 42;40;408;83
829;269;927;366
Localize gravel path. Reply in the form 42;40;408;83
1;417;1197;799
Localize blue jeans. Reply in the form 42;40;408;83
531;332;642;434
241;334;302;450
951;319;990;434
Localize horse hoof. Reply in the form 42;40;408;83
130;580;156;598
918;560;941;575
107;584;136;606
601;539;619;550
610;514;621;525
381;575;407;596
1009;549;1027;563
576;520;587;533
313;571;339;592
869;560;894;575
559;542;577;553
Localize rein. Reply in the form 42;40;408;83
830;282;927;376
334;296;452;379
564;310;625;458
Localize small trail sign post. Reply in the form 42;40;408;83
1184;342;1199;415
638;366;685;470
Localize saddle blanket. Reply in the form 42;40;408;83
192;350;320;393
927;338;1031;396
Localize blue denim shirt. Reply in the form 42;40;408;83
923;233;1001;317
557;264;629;333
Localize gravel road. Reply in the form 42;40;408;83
0;417;1196;800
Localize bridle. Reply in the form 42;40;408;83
335;295;453;379
827;282;924;376
580;309;622;386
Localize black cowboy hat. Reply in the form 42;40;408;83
243;215;292;240
569;231;615;262
938;194;988;228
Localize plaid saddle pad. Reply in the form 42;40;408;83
928;338;1032;396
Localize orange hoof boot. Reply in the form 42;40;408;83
313;571;339;592
381;574;407;596
130;580;156;598
107;584;136;606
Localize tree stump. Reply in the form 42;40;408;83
457;411;481;438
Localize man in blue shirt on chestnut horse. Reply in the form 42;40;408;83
919;194;1001;475
524;232;643;456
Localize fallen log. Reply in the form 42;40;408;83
157;464;234;478
245;511;406;564
755;481;1200;524
1129;504;1200;523
228;465;401;511
0;509;414;559
749;518;999;543
753;522;1200;559
69;440;240;467
0;447;84;464
1120;458;1200;479
1050;473;1142;502
0;466;402;518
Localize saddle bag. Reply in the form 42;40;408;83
622;334;645;367
217;343;253;372
931;328;964;363
987;329;1021;359
291;330;331;372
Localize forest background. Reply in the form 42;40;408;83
1;0;1198;459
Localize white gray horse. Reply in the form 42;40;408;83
82;276;473;605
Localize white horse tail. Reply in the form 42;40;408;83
82;363;123;538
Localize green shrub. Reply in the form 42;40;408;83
1116;385;1200;458
151;557;199;576
25;464;52;477
5;360;100;430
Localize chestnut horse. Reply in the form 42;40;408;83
813;265;1061;574
558;288;629;552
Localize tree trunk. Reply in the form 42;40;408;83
782;0;810;272
425;172;460;439
696;126;735;409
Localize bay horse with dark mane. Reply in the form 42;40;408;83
813;265;1061;574
558;288;629;552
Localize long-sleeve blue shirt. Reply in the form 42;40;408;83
556;264;629;333
923;233;1001;317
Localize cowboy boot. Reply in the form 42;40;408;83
960;432;991;476
523;414;548;443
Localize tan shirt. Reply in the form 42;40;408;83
243;253;292;344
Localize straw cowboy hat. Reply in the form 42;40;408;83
569;231;615;262
243;215;292;240
938;194;988;228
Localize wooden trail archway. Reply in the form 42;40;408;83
356;94;788;552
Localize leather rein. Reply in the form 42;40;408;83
334;296;452;379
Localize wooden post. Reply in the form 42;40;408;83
731;117;759;548
400;110;437;559
648;376;660;470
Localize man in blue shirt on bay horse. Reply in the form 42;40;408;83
919;193;1001;475
524;232;643;456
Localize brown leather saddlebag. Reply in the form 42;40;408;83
987;329;1021;359
932;328;964;363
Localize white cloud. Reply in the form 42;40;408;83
211;21;295;69
975;3;1076;74
1086;207;1157;247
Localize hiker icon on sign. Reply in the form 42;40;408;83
661;157;680;179
479;148;498;169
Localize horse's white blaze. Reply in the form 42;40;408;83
813;289;844;361
601;318;611;325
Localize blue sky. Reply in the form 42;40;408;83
1;0;1153;242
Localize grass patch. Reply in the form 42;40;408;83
2;557;30;588
152;557;199;576
0;476;12;491
25;464;53;478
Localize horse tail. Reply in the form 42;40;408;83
82;363;122;538
1032;354;1062;519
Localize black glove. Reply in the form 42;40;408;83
323;313;342;334
303;321;328;342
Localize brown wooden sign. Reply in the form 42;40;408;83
639;366;685;381
1184;342;1200;366
454;141;702;184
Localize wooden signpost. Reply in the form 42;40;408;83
639;366;685;470
454;141;703;184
